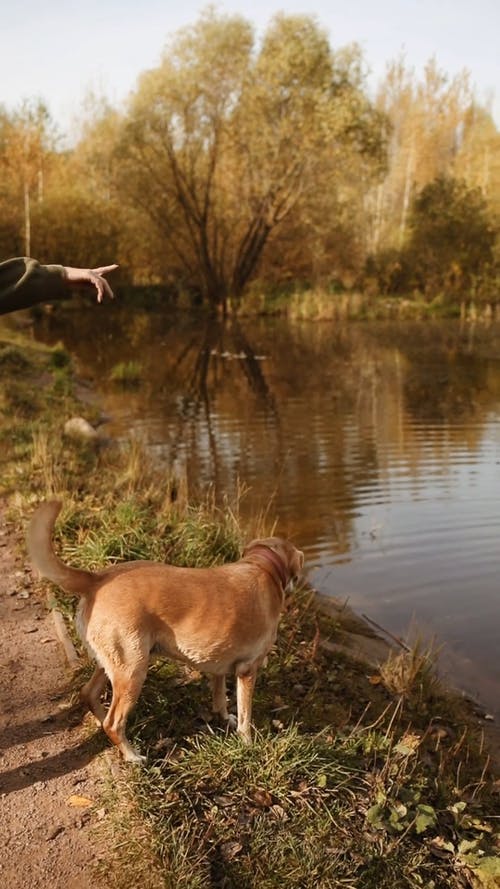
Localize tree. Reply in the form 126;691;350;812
454;104;500;222
109;10;385;311
0;100;55;255
406;176;496;296
369;58;473;252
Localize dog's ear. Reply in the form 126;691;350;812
242;537;276;557
242;538;258;557
290;546;304;580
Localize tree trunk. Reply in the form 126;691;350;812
399;140;415;246
24;182;31;256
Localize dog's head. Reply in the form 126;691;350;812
243;537;304;589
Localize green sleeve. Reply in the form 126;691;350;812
0;257;70;315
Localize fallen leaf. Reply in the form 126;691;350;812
271;804;288;821
66;794;93;808
394;733;421;756
368;674;382;685
429;836;455;858
252;789;273;808
220;841;242;861
214;795;234;808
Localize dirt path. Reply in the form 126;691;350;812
0;504;111;889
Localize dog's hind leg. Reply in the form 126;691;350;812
235;666;257;744
80;666;107;724
211;674;228;719
102;659;149;764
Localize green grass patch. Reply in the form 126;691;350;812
0;343;35;373
109;360;143;386
97;716;499;889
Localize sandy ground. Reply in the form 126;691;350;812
0;504;112;889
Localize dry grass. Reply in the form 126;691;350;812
379;638;442;701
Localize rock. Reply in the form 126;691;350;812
63;417;98;441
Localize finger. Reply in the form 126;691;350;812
94;278;104;303
93;275;114;302
92;264;119;276
100;276;115;300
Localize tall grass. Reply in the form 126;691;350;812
288;289;365;321
30;428;64;496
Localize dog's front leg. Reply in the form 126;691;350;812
236;668;257;744
211;675;237;730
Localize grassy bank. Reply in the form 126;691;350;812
237;286;500;323
0;319;499;889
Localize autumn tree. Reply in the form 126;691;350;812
0;100;55;255
0;107;22;254
368;58;473;253
108;10;385;311
406;176;496;296
250;41;387;288
28;99;124;269
454;104;500;222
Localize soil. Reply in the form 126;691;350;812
0;503;112;889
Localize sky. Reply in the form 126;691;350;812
1;0;499;140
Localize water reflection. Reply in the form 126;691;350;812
34;308;500;715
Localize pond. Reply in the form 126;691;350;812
34;306;500;717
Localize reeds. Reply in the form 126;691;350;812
109;360;143;386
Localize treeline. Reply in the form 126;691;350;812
1;10;499;312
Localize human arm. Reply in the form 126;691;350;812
0;257;118;315
62;264;118;303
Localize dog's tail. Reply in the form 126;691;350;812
27;500;95;596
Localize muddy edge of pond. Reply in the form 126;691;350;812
316;590;500;770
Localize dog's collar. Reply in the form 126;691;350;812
243;545;289;593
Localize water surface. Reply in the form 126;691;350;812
34;308;500;715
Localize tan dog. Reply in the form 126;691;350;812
28;501;304;763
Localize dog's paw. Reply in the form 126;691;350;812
237;732;252;746
122;748;147;765
225;714;238;732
